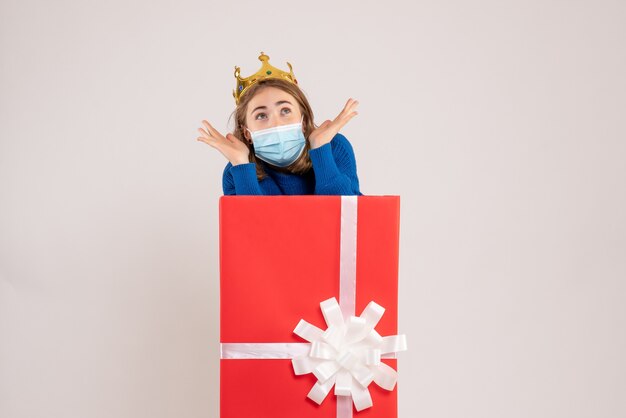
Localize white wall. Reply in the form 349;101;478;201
1;0;625;417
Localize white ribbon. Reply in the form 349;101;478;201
220;196;407;417
339;195;358;319
220;343;311;359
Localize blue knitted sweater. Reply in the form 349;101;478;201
222;133;362;195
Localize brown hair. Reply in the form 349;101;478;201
228;78;316;181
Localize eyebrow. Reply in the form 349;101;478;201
250;100;293;115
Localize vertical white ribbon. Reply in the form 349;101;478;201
338;195;358;418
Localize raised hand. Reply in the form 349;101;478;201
309;98;359;149
197;120;250;166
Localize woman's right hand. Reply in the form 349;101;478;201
197;120;250;166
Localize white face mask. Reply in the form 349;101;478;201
246;116;306;167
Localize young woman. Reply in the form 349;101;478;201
197;53;362;195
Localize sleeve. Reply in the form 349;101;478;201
222;162;283;195
308;133;363;196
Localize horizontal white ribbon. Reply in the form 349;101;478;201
221;343;310;359
220;342;399;360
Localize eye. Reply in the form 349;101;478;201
281;107;291;115
255;113;267;120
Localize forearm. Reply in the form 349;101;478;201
230;163;264;195
309;143;359;195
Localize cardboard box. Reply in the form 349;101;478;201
220;196;402;418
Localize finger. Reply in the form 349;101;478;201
343;98;357;111
198;127;212;139
333;111;358;130
344;99;359;114
202;120;220;137
339;106;359;122
335;99;357;120
225;133;240;143
197;136;217;147
337;99;351;116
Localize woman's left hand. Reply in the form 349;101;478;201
309;98;359;149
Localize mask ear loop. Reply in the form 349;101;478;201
243;126;253;143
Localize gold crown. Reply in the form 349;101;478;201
233;52;298;105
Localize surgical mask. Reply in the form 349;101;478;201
246;116;306;167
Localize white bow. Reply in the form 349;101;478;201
292;297;407;411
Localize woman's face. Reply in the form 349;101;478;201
243;87;302;142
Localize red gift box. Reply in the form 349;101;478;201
219;196;403;418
